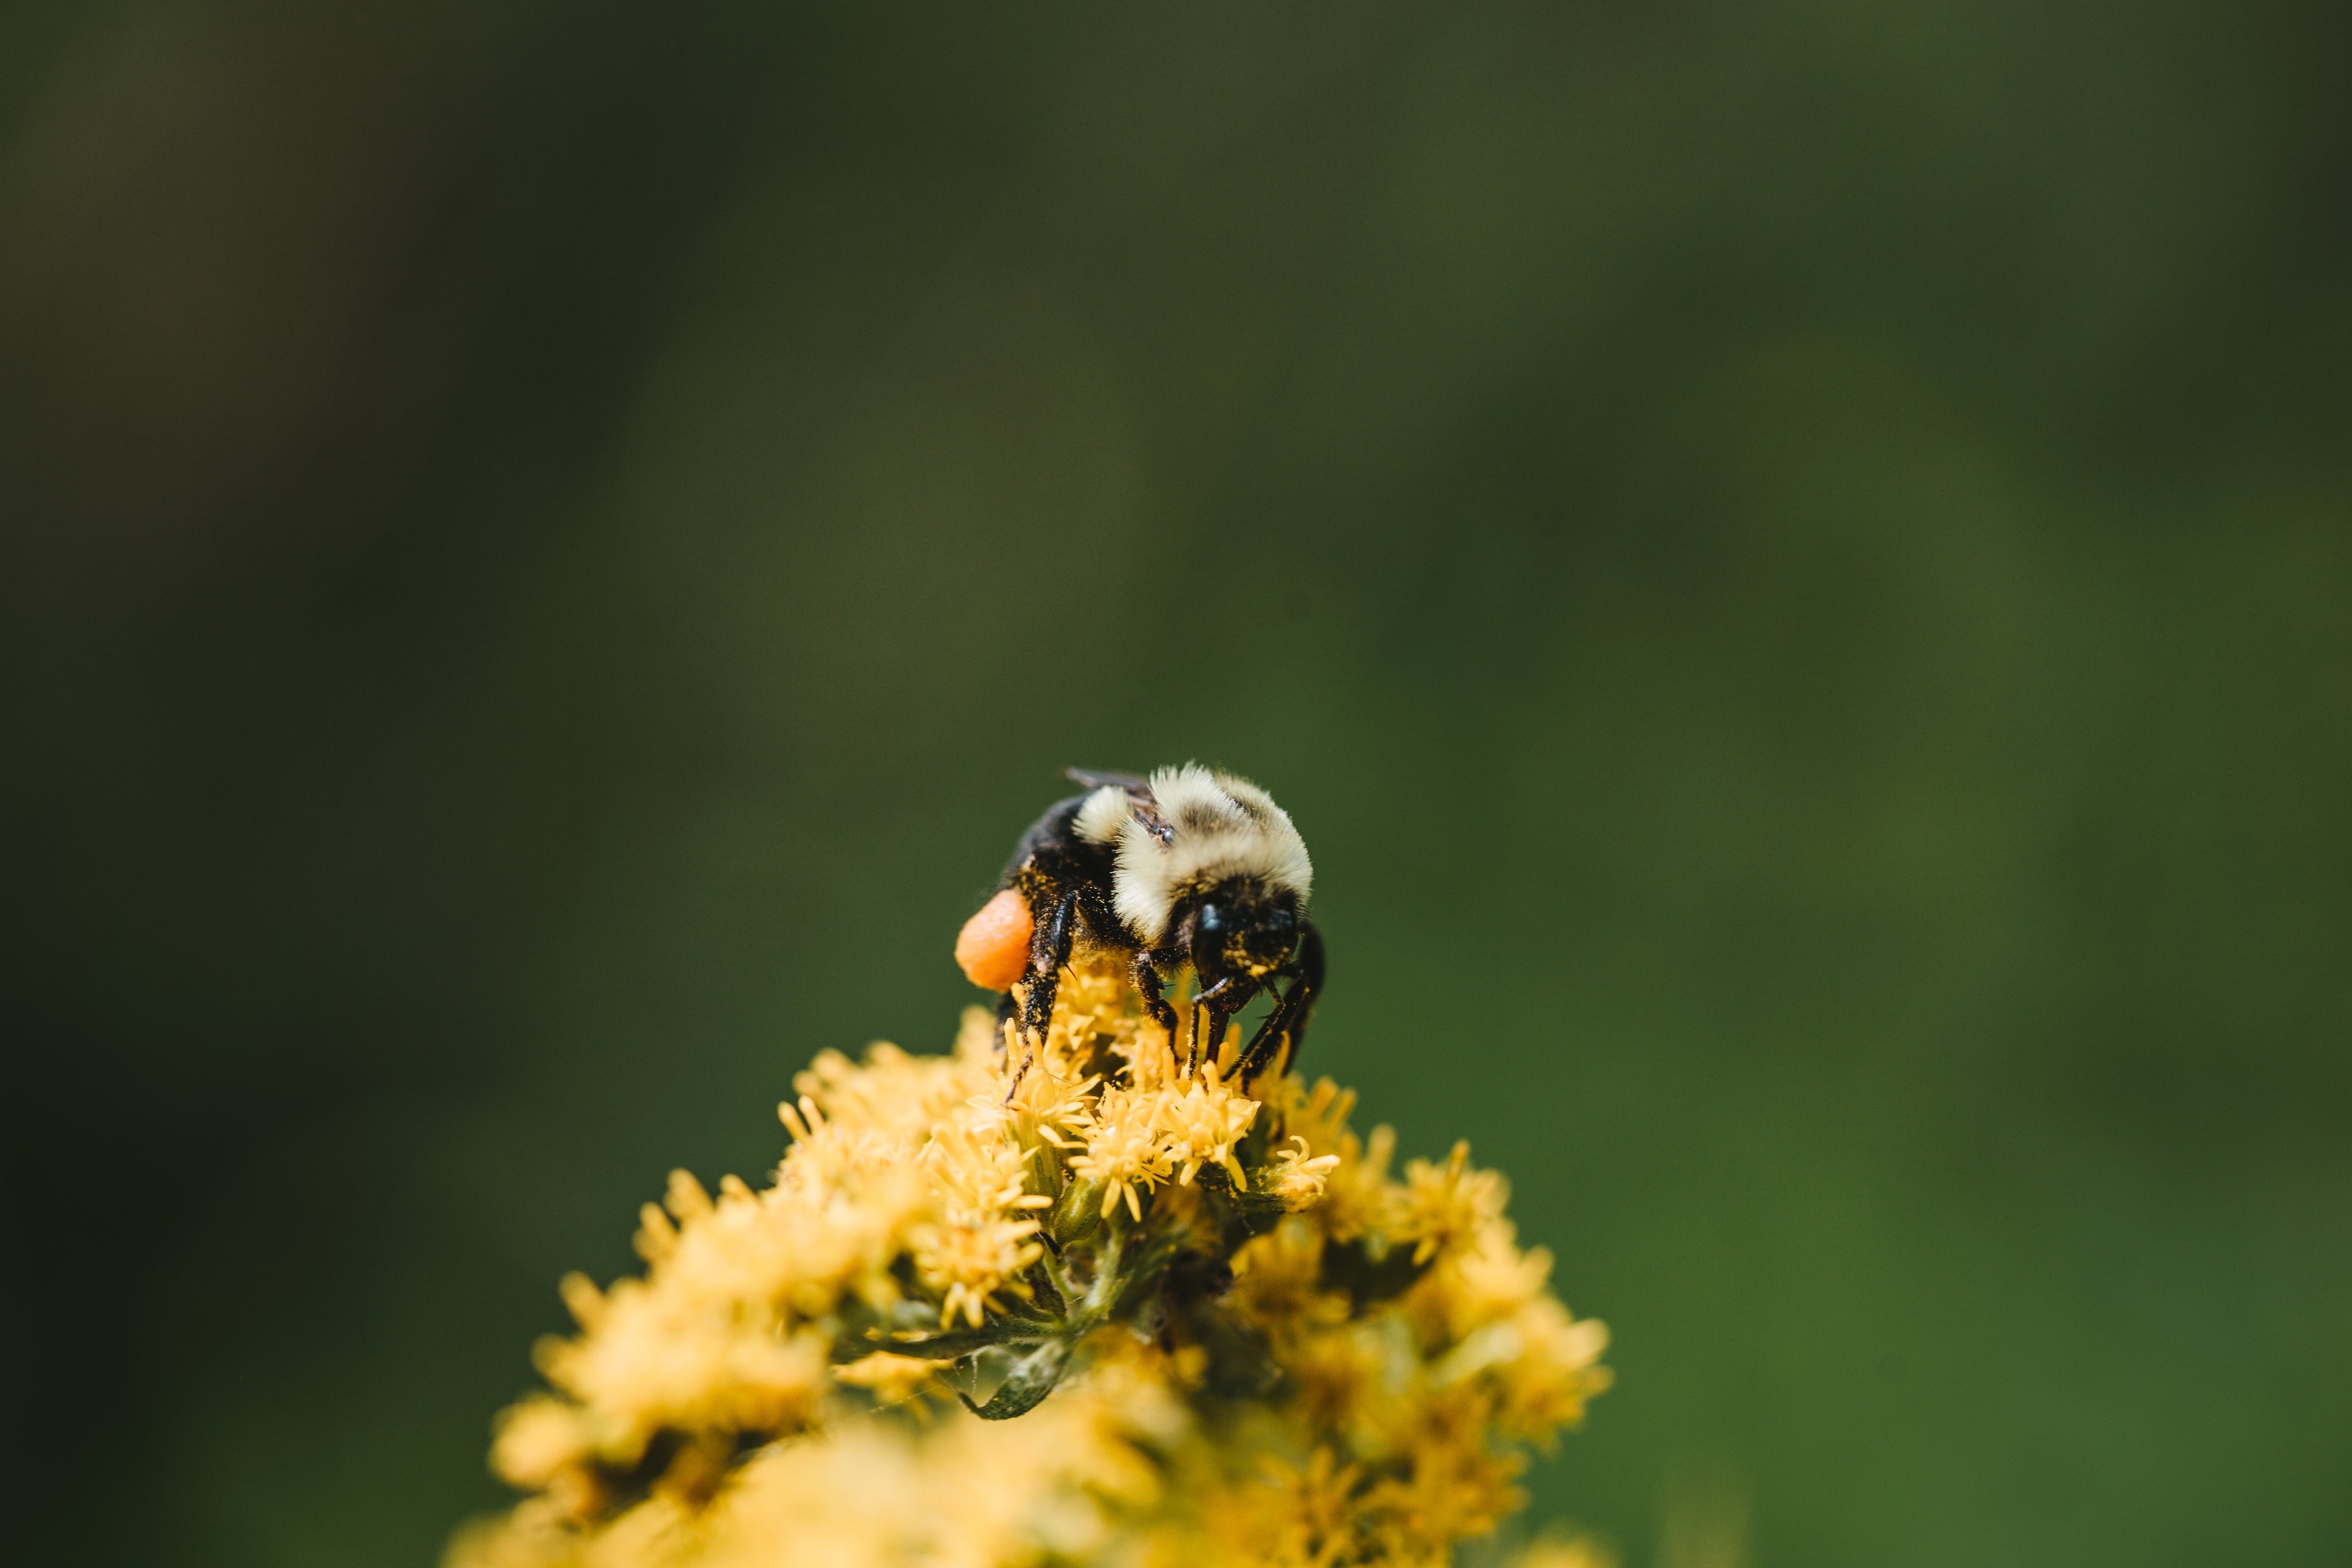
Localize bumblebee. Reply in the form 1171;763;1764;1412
957;764;1325;1091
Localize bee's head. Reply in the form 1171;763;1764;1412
1187;881;1301;992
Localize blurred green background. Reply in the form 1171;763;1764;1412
6;1;2349;1563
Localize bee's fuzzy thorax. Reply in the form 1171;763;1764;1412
1107;763;1313;944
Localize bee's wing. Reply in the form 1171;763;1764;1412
1064;767;1155;801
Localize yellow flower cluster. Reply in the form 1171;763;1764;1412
450;955;1612;1567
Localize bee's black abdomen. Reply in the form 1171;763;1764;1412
1001;793;1128;949
1002;793;1113;890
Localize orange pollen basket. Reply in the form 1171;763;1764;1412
954;888;1034;991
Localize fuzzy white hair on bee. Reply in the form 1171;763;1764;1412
1100;763;1313;946
1071;785;1135;848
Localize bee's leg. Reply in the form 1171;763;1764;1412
1007;891;1078;1103
1129;951;1181;1042
1235;922;1324;1085
1207;1001;1242;1077
1188;977;1237;1078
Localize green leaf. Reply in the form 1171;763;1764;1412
958;1338;1071;1421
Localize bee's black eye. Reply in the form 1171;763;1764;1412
1189;904;1233;985
1240;903;1298;968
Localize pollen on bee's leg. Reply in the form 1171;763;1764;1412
956;888;1034;990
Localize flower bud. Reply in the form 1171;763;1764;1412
1051;1176;1104;1244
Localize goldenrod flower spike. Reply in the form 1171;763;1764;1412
450;954;1611;1568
